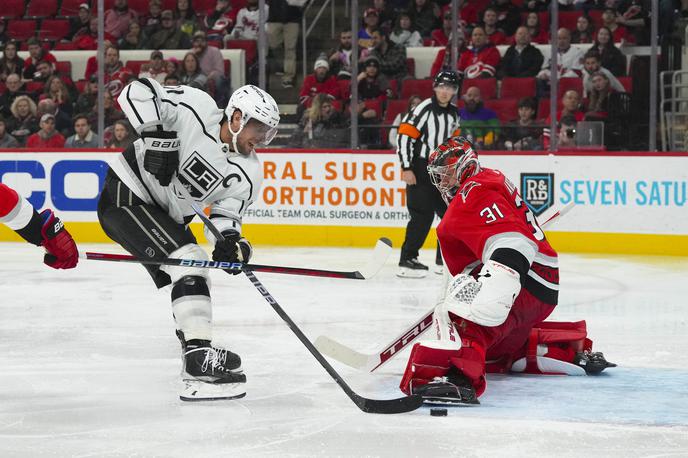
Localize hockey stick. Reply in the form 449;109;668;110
79;236;392;280
314;201;576;372
174;178;423;414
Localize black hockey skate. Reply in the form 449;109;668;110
176;331;246;401
573;350;617;375
397;258;429;278
412;370;480;405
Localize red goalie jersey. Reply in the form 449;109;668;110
437;168;559;306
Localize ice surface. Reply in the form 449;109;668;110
0;243;687;457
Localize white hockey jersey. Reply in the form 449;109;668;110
114;77;262;240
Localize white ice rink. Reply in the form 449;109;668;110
1;243;687;457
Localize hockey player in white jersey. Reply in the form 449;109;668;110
97;79;279;401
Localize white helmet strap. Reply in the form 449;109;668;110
228;109;244;154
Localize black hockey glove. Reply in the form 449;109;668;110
213;231;253;275
141;131;180;186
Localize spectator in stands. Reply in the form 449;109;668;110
592;26;626;76
374;0;395;33
359;8;380;49
267;0;303;89
615;0;650;45
178;52;208;90
458;27;501;79
88;90;124;132
74;75;98;115
407;0;440;38
299;57;341;111
176;0;201;37
65;114;98;148
582;51;625;97
138;51;168;83
26;114;65;148
40;77;75;118
430;11;456;47
0;74;29;119
191;30;229;105
165;57;181;77
147;10;192;49
524;12;548;44
369;30;408;81
23;39;57;81
295;93;349;148
37;99;72;138
118;22;146;50
328;29;354;80
536;28;584;96
542;90;585;147
7;96;38;146
551;114;578;149
491;0;522;36
458;86;500;149
103;46;134;104
141;0;163;36
388;95;421;148
497;26;544;79
0;117;19;148
502;97;542;150
601;8;632;44
67;3;92;41
206;0;238;41
585;72;615;121
0;41;23;83
165;74;180;85
439;0;479;28
571;14;595;44
0;73;29;119
482;8;508;46
429;32;468;77
105;0;139;40
357;56;392;101
73;17;115;50
229;0;267;41
30;61;55;84
107;120;135;149
390;12;424;47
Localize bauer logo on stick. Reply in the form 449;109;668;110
520;173;554;216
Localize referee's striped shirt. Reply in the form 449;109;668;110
396;96;461;170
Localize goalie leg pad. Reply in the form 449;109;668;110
400;340;461;395
510;321;590;375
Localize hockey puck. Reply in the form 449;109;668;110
430;408;448;417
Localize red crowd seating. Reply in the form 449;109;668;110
39;19;71;41
501;77;536;99
8;20;37;41
0;0;26;19
401;78;433;99
59;0;88;16
462;78;497;100
26;0;59;18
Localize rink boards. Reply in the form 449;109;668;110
0;149;686;255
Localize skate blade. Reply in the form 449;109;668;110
423;397;480;406
180;380;247;402
396;267;428;278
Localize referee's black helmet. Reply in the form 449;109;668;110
433;70;461;90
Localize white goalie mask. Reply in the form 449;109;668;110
225;85;280;154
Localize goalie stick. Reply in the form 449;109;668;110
314;201;576;372
80;237;392;280
174;178;423;414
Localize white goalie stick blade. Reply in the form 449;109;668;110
179;380;247;402
355;237;393;279
315;311;434;372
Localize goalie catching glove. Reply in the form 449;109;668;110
212;231;253;274
442;260;521;327
141;130;180;186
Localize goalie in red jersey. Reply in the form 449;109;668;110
0;183;78;269
400;137;615;405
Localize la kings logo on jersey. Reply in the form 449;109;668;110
520;173;554;216
176;152;222;199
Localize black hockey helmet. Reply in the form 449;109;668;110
433;70;461;91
